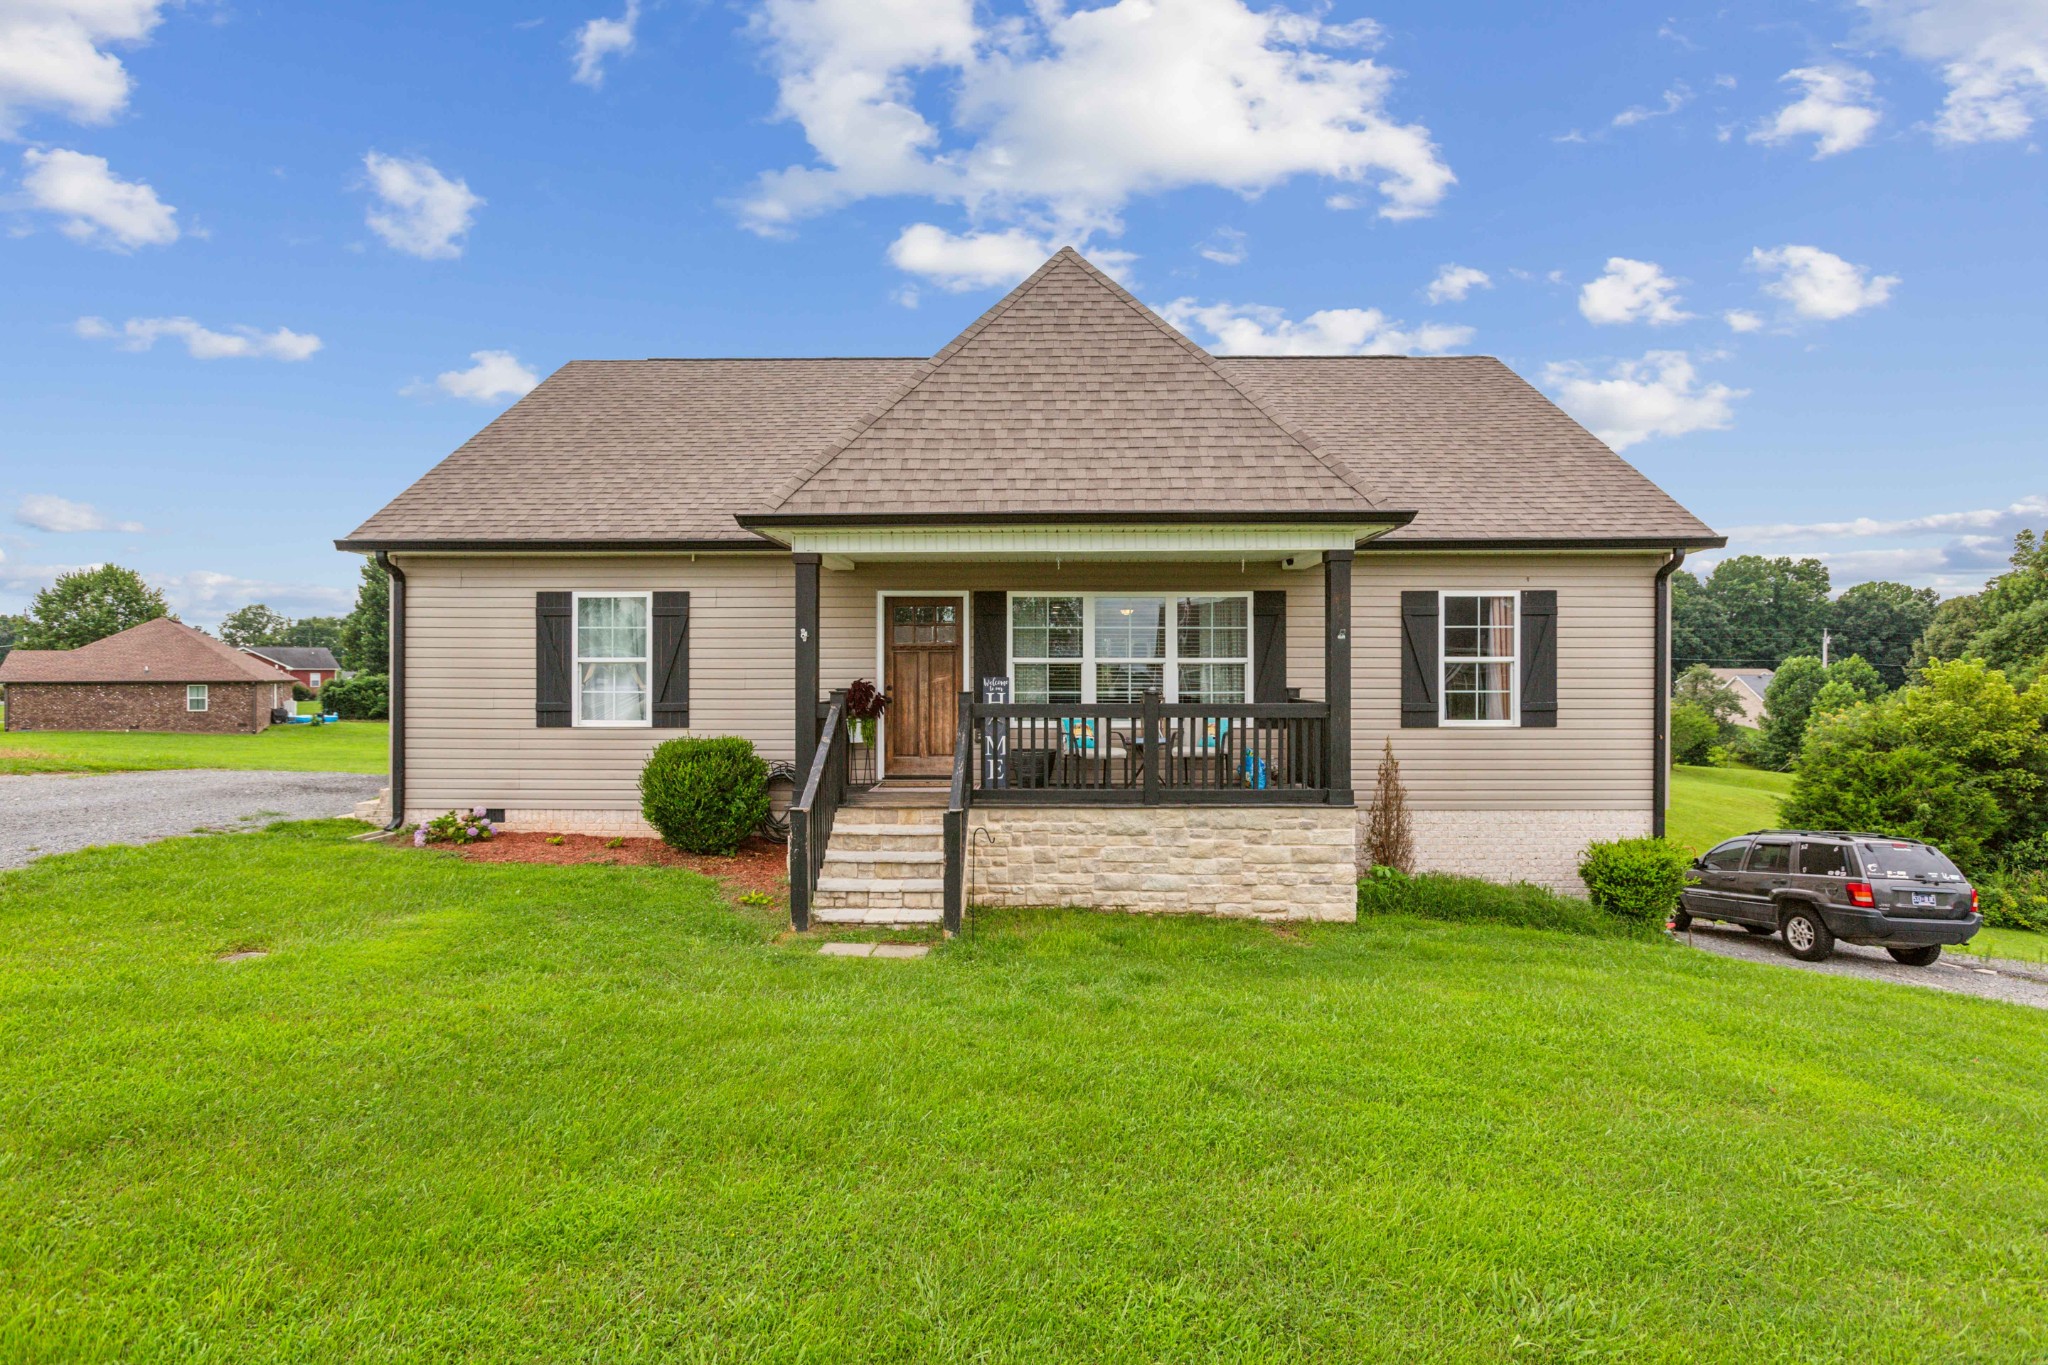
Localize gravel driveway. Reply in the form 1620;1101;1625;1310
1680;920;2048;1010
0;769;387;870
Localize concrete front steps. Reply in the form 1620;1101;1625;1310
812;788;948;926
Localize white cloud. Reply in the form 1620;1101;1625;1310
1543;350;1744;450
1578;257;1692;326
1197;226;1246;265
739;0;1452;240
1748;244;1898;320
887;224;1058;291
1749;66;1881;158
1724;308;1764;333
1726;494;2048;543
15;494;142;533
571;0;640;88
1858;0;2048;143
1157;298;1474;356
0;0;165;138
74;315;321;361
147;570;353;626
19;147;175;248
1612;82;1692;128
1425;263;1490;304
361;152;482;260
414;350;540;403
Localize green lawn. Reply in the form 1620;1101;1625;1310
2;823;2043;1361
1666;763;1793;855
0;721;386;775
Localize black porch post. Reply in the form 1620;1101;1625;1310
794;553;821;782
1324;549;1353;804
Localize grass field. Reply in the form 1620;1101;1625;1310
1666;764;1793;855
0;721;386;775
2;821;2043;1361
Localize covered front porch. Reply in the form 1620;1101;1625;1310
763;519;1376;931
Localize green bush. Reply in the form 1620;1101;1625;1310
320;673;388;720
1356;869;1660;940
1578;837;1692;928
1980;870;2048;933
639;736;770;855
1671;701;1719;766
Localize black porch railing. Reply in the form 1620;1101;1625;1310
962;693;1336;804
788;689;848;931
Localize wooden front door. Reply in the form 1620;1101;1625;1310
884;596;963;777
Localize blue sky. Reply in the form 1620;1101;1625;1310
3;0;2045;627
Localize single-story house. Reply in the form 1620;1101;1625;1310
239;645;342;690
340;248;1723;926
1707;667;1773;727
0;617;297;734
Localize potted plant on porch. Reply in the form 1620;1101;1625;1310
844;678;889;785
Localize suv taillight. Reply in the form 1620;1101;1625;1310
1971;887;1979;913
1846;881;1876;908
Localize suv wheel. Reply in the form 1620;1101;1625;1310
1781;906;1835;962
1887;944;1942;967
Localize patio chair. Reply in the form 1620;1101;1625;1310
1058;716;1104;786
1188;716;1233;788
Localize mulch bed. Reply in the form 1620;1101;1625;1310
452;832;788;897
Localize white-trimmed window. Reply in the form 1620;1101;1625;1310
574;592;651;726
187;684;209;712
1008;593;1252;703
1441;592;1516;724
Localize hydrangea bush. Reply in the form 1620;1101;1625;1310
415;807;495;847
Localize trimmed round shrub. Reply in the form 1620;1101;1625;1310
1579;837;1692;927
321;673;388;720
640;736;770;854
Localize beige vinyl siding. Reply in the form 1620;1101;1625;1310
1353;552;1659;810
394;549;1658;818
396;553;792;812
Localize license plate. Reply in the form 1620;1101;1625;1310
1911;892;1937;908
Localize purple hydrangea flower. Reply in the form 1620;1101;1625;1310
473;806;488;817
413;827;427;847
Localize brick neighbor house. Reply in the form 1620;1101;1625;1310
238;645;342;690
0;618;297;734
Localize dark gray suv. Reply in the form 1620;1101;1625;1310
1676;830;1981;965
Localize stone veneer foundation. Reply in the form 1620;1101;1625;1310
966;805;1359;921
1399;809;1652;895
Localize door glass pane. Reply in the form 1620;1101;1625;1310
1800;842;1850;877
1747;842;1792;874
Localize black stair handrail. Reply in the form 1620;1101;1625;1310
788;689;849;931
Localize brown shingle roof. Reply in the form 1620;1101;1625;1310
1219;356;1717;545
757;248;1381;521
339;248;1720;550
0;618;297;685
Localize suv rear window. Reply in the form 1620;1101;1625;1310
1747;842;1792;874
1856;842;1966;881
1701;839;1749;871
1799;842;1851;877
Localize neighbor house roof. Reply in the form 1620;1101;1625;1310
239;645;341;672
340;247;1720;552
0;618;298;685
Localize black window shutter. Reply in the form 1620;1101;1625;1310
652;591;690;728
535;592;572;727
1252;590;1287;703
1400;590;1439;728
1520;589;1558;728
972;591;1007;697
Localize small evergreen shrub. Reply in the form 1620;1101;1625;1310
321;673;389;720
1578;837;1692;927
1356;870;1660;940
640;736;771;855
